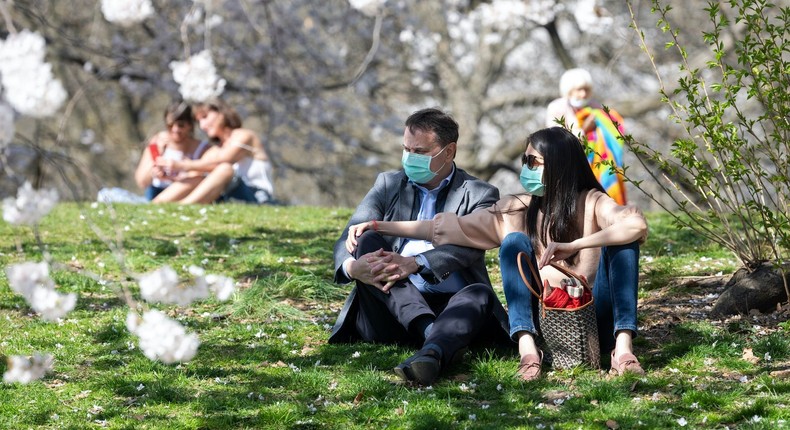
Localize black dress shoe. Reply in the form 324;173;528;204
393;359;416;382
409;349;441;385
394;347;442;385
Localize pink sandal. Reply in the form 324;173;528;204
610;351;645;376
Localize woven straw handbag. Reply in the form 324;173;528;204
517;251;600;369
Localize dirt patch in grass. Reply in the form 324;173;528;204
640;274;790;355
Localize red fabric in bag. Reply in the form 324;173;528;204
543;285;572;308
544;281;592;309
568;289;592;308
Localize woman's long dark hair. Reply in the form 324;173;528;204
524;127;605;264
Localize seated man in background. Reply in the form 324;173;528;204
329;108;511;386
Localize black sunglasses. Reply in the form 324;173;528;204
521;154;543;170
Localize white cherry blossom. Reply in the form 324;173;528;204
6;261;52;297
1;63;67;117
205;274;235;301
348;0;386;17
0;29;46;74
29;287;77;321
0;30;66;117
190;266;235;301
573;0;613;34
139;265;234;306
477;0;530;30
5;261;76;321
139;265;179;304
2;181;59;225
128;310;200;364
139;265;208;306
100;0;154;26
3;353;54;384
170;50;226;102
126;310;140;333
524;0;559;26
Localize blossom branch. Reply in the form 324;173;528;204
180;3;196;60
350;12;383;86
0;0;16;34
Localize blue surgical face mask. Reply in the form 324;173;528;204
519;165;545;196
402;145;448;184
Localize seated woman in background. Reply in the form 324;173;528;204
344;127;648;381
134;101;210;200
152;98;274;204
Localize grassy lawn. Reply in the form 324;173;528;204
1;203;788;429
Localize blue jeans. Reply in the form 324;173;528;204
499;232;639;354
145;185;166;201
220;177;272;204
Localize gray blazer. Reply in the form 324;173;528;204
329;166;509;343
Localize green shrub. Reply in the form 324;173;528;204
625;0;789;295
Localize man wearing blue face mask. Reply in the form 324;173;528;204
329;108;511;386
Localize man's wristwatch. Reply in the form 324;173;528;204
414;254;439;284
414;254;428;274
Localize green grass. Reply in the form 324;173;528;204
0;204;788;429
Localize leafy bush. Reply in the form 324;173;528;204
624;0;788;291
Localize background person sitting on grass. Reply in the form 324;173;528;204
153;98;275;205
134;101;211;201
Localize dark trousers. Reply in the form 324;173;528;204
353;231;504;366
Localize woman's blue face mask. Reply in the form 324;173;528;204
519;165;545;196
402;145;448;184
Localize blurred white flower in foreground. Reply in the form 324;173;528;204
6;261;76;321
139;265;235;305
3;353;54;384
189;265;235;301
6;261;53;297
100;0;154;26
127;310;200;364
348;0;386;17
205;274;235;300
0;30;67;117
0;103;14;146
2;181;59;225
28;286;78;321
139;265;198;306
170;50;226;102
0;28;46;72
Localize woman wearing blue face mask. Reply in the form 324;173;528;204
345;127;648;381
